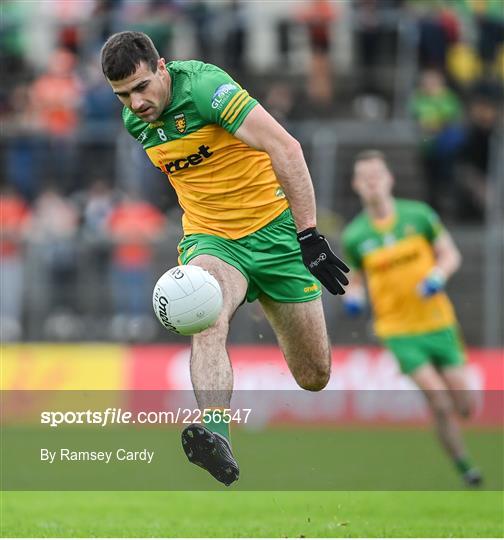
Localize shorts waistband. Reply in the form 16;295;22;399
256;208;293;233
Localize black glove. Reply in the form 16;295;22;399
297;228;350;295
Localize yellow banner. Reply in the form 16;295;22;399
1;344;126;390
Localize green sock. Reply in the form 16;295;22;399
204;409;230;441
455;457;472;474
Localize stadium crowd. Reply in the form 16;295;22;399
1;0;503;341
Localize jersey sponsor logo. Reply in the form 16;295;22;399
304;283;319;293
275;187;285;198
368;250;420;273
174;113;186;134
186;244;197;257
160;144;214;174
211;83;238;109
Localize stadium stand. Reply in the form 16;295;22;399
0;0;502;344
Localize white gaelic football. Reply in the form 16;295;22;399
152;265;223;336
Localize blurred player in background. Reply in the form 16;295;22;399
342;150;482;487
101;31;349;486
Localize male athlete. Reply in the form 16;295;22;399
101;31;349;486
342;150;482;486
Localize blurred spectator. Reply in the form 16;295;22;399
0;2;31;86
0;184;31;341
354;0;401;95
106;191;167;340
120;0;175;57
30;48;82;135
73;179;118;330
354;0;382;95
29;48;83;193
223;0;247;71
184;0;214;63
29;185;81;339
80;58;122;183
82;58;121;123
4;83;43;202
297;0;338;111
79;178;118;240
446;42;482;89
456;88;502;221
409;0;461;71
48;0;97;54
473;0;504;73
410;69;464;213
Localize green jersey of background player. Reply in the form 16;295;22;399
342;150;482;487
101;31;349;486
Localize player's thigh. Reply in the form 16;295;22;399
409;363;453;416
440;365;475;418
428;326;472;417
189;254;248;322
384;334;430;376
259;295;331;376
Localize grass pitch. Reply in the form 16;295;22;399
2;490;503;537
2;427;503;537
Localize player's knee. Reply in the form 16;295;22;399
429;395;454;419
457;406;471;419
293;361;330;392
455;398;474;419
193;316;229;343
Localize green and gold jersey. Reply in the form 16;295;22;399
122;60;288;239
342;199;456;338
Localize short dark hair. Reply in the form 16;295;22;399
353;149;389;168
101;31;159;81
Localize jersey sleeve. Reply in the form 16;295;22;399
418;203;444;243
342;229;363;270
192;64;258;134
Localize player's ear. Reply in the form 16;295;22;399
157;58;166;72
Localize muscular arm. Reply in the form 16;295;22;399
419;230;462;298
235;105;316;232
433;230;462;280
347;270;366;297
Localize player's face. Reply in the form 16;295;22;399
352;158;393;203
108;59;170;123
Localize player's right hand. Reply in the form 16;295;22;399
297;228;349;295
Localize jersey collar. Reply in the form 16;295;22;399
369;199;397;233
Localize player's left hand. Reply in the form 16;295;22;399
418;267;446;297
343;294;366;316
297;228;349;295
